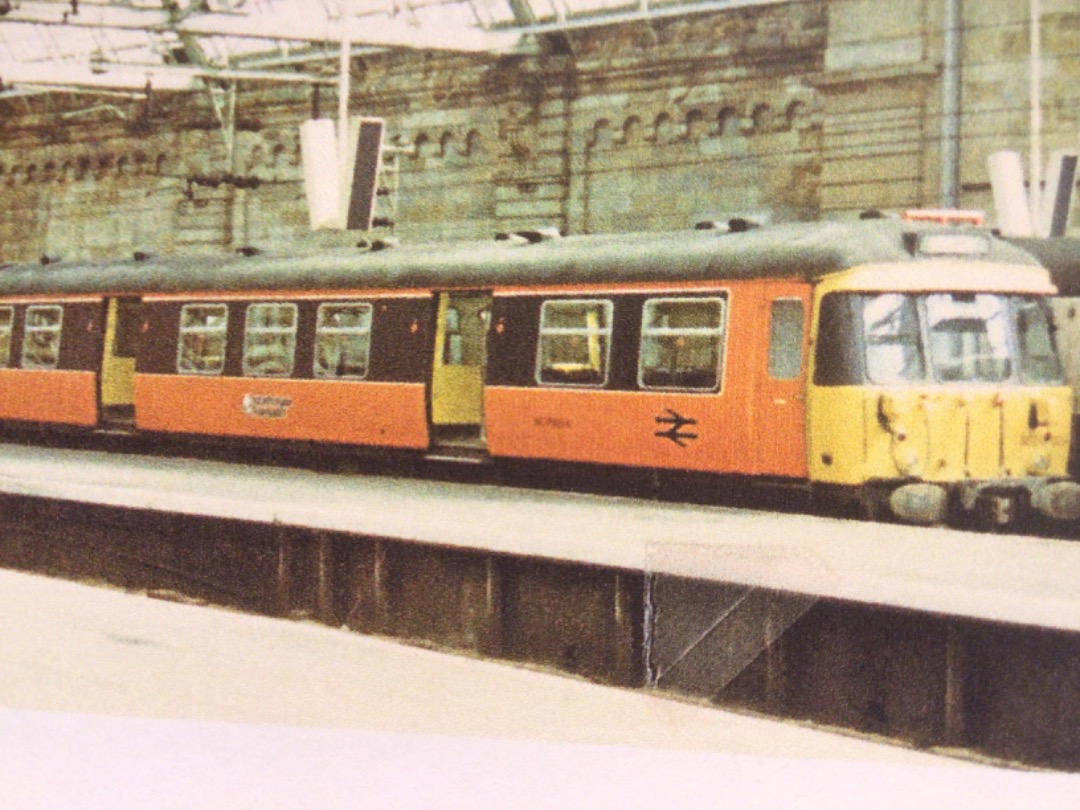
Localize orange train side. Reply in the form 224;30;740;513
484;279;811;479
133;375;429;449
0;369;99;427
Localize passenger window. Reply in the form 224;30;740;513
639;297;726;391
536;299;613;386
0;307;13;368
22;304;63;370
314;302;372;379
177;303;228;375
243;302;298;377
768;298;804;380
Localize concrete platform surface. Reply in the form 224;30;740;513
0;568;1077;809
0;443;1078;632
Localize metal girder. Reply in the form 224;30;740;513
0;1;174;30
172;10;521;53
0;58;335;88
494;0;790;36
2;1;522;52
0;59;200;90
0;0;795;98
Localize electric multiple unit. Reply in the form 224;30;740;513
0;217;1075;527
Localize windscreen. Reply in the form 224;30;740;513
858;293;1062;385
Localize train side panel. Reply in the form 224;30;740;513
485;387;747;472
0;299;102;427
133;375;429;447
133;294;432;448
0;369;98;426
484;281;811;477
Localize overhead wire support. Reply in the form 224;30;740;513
1029;0;1043;223
940;0;960;209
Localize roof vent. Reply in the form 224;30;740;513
39;254;61;266
236;246;261;257
694;217;762;233
495;226;562;244
133;250;154;262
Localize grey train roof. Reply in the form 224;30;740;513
1005;237;1080;296
0;219;1045;298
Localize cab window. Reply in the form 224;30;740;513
639;297;726;391
1014;298;1063;384
22;304;63;370
177;303;228;375
314;302;372;379
863;294;925;384
243;302;298;377
536;299;613;386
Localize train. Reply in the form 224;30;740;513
0;214;1077;528
1004;235;1080;480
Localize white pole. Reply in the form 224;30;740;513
1030;0;1043;223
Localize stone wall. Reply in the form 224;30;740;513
1;0;1079;262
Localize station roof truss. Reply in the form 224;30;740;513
0;0;790;103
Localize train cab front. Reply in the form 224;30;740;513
807;256;1080;528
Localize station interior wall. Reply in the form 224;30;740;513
0;0;1078;262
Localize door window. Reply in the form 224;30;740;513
0;307;13;368
767;298;804;380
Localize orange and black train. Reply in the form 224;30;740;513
0;215;1076;527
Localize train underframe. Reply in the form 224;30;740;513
828;476;1080;528
5;414;1080;533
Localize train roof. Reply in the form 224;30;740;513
1004;237;1080;295
0;218;1045;298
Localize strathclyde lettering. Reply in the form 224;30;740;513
242;393;293;419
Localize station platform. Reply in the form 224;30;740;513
1;568;1075;809
0;442;1075;632
1;442;1079;770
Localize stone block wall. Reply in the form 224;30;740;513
1;0;1079;263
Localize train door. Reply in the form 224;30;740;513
99;297;142;427
752;284;811;477
430;291;491;451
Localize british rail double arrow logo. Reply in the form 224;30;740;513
654;409;698;447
